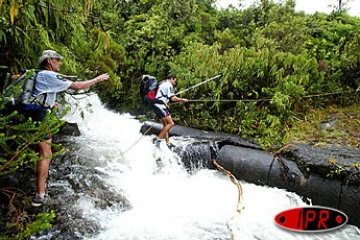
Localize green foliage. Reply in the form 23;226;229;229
1;0;359;237
1;0;358;147
326;159;345;179
0;78;67;176
5;211;56;239
0;64;65;240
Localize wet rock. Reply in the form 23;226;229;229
0;166;36;203
280;142;360;185
320;119;337;131
58;122;81;137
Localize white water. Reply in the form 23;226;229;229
62;95;360;240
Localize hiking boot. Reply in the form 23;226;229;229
31;195;48;207
152;137;162;145
167;142;176;150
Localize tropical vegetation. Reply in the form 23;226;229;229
0;0;359;238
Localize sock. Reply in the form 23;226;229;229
36;193;45;199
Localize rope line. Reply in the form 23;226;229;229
182;88;359;103
213;160;244;213
121;120;158;154
213;160;244;240
267;143;299;185
188;98;270;103
302;88;359;98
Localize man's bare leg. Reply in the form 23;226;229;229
37;140;52;194
157;116;174;143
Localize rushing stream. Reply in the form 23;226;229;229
35;94;360;240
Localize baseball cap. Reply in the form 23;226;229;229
38;50;63;65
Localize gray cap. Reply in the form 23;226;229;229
38;50;63;65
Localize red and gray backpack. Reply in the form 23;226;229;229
139;75;164;104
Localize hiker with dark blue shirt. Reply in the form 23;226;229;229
30;50;109;207
152;73;188;149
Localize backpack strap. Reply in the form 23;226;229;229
28;70;50;108
159;89;168;99
158;80;174;100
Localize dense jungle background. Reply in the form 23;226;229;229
0;0;359;238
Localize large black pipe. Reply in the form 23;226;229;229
140;121;360;227
140;121;262;149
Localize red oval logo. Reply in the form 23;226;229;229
275;206;348;232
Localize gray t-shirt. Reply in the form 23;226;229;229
33;70;73;108
156;80;174;105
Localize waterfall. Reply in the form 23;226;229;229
39;94;359;240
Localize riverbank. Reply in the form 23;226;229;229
284;104;359;149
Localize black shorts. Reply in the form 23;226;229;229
152;104;170;119
20;105;52;140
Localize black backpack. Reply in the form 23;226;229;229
139;75;164;104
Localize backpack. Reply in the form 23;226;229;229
139;75;164;104
5;69;47;119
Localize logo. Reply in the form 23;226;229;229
275;206;348;233
56;75;66;81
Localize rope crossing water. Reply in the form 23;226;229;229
213;160;244;240
121;120;157;155
213;160;244;213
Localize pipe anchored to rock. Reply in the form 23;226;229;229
140;121;360;227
